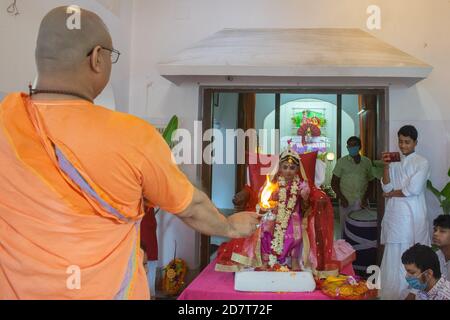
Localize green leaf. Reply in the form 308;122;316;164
442;183;450;199
442;198;450;215
427;180;442;200
162;116;179;147
371;164;384;180
448;167;450;178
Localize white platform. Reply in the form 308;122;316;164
235;270;317;293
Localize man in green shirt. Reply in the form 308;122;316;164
332;136;374;238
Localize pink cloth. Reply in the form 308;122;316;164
178;260;355;301
260;204;302;265
332;240;357;270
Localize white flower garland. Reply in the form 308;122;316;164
268;175;301;268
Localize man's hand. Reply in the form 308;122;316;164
178;189;261;239
226;212;261;239
381;152;392;166
300;184;311;201
381;152;392;186
383;190;405;199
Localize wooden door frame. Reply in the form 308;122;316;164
197;86;389;270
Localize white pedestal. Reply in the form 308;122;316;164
235;270;316;293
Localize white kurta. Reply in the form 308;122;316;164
380;152;431;300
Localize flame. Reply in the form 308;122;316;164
260;175;278;210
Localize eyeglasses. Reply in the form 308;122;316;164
87;46;121;64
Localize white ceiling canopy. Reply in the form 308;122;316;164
158;28;432;87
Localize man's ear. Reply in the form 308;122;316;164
424;269;433;279
89;45;103;73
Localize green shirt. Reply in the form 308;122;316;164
333;155;374;205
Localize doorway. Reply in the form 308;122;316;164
198;88;389;271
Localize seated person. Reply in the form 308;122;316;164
233;151;325;212
402;244;450;300
259;149;311;270
433;215;450;280
216;145;335;273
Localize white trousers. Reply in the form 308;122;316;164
380;242;411;300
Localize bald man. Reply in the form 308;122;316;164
0;7;259;300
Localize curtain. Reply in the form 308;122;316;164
359;95;377;159
236;93;256;194
359;94;378;204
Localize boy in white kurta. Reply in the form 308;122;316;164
380;125;431;300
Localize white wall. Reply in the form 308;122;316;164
0;0;133;112
130;0;450;269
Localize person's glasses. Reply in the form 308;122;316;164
87;46;121;64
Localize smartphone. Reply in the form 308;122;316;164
385;152;401;163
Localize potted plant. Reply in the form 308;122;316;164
162;116;179;148
427;168;450;215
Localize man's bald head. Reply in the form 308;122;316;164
36;6;112;74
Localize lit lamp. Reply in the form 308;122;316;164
256;176;278;225
326;152;336;162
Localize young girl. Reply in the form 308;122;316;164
216;146;313;272
259;147;311;270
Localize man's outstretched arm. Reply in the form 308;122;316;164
177;188;260;239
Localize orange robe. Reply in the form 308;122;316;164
0;93;194;300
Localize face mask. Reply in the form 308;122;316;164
347;146;360;157
405;272;428;291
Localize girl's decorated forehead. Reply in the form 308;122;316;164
281;159;299;167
